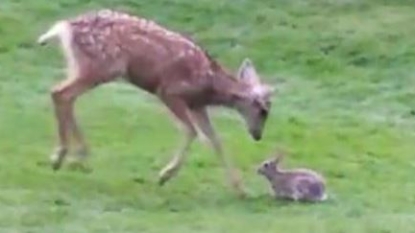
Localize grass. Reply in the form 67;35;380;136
1;0;415;232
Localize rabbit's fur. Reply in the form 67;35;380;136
257;152;327;202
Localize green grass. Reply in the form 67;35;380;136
2;0;415;232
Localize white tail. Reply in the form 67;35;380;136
320;192;328;201
37;21;71;45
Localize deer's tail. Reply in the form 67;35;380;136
37;21;71;46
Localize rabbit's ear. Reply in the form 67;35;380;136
272;156;281;167
275;147;289;162
274;151;285;164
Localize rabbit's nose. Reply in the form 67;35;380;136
256;166;264;174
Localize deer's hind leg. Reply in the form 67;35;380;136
49;62;106;170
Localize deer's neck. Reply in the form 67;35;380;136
207;71;246;108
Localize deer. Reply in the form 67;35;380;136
36;9;275;197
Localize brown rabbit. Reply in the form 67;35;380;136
257;152;328;202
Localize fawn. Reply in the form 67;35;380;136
37;9;275;197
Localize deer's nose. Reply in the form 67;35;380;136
251;131;262;141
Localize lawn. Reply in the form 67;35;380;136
1;0;415;232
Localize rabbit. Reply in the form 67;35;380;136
257;152;328;202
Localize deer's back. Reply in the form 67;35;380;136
67;9;214;94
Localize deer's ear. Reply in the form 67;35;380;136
237;58;260;85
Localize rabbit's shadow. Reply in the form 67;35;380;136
242;193;337;208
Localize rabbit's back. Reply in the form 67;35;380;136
273;170;327;202
294;175;326;201
290;168;326;182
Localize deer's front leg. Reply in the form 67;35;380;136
158;96;197;185
190;108;246;198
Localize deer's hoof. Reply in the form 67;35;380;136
230;180;248;199
158;174;170;186
50;147;68;171
158;178;166;186
158;164;178;186
50;155;64;171
51;160;62;171
236;189;248;199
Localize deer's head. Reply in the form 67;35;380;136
234;58;275;141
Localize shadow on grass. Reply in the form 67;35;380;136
33;159;336;213
99;189;336;214
36;159;93;174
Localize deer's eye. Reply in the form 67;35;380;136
254;99;271;116
260;108;268;117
